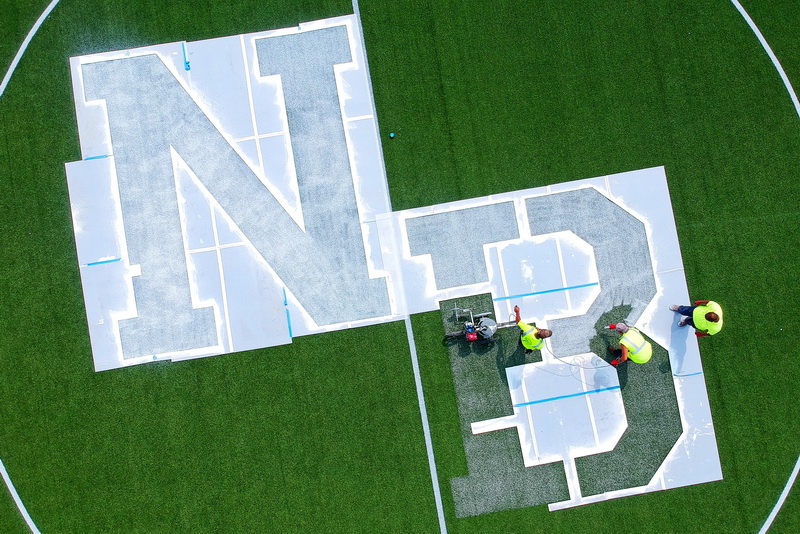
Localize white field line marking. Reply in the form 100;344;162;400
0;0;60;99
350;0;393;214
732;3;800;529
759;454;800;534
403;316;447;534
0;459;41;534
731;0;800;119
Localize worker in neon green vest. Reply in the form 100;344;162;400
513;305;552;354
670;300;723;337
606;323;652;366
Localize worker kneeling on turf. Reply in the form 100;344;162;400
607;323;652;366
513;305;552;354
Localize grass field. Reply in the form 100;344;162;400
1;0;799;532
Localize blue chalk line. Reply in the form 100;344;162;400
514;385;621;407
494;282;600;301
86;258;121;266
283;288;293;338
182;42;190;70
83;154;110;160
673;371;703;378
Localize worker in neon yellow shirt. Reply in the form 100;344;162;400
513;305;552;354
670;300;723;337
607;323;652;366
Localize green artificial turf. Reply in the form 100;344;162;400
0;476;27;534
437;294;570;517
1;0;799;532
578;309;682;497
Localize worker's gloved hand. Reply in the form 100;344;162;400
514;305;520;313
608;324;616;329
611;359;619;366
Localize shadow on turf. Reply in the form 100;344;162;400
589;304;633;388
442;322;537;386
587;303;675;389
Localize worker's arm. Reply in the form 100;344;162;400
612;345;629;366
514;305;521;323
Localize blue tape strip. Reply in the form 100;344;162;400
285;309;293;339
494;282;600;301
84;154;110;160
182;42;190;71
674;371;703;377
283;288;292;338
514;385;621;407
86;258;121;266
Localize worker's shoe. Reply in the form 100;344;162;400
678;318;687;327
669;305;679;311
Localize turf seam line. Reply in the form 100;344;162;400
0;459;41;534
554;235;572;310
730;0;800;119
758;454;800;533
520;370;542;459
188;242;246;254
0;0;61;99
402;317;447;534
238;35;267;182
494;282;600;301
232;131;283;143
514;386;621;407
580;365;602;448
209;200;234;351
